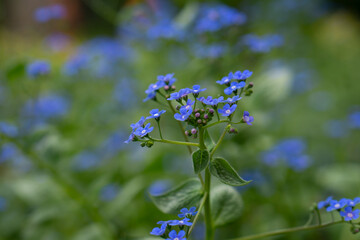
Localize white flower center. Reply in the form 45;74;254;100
141;130;146;134
334;203;340;208
174;238;179;240
179;220;184;224
153;84;157;88
154;113;159;117
231;86;236;90
347;212;354;218
226;110;231;114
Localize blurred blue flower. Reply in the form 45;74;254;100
308;91;333;112
148;180;172;196
134;123;154;137
342;198;360;207
157;73;176;85
234;70;253;80
99;131;127;158
195;4;246;33
197;96;224;106
349;111;360;129
174;108;192;121
223;96;242;104
62;54;90;76
100;184;120;201
224;82;246;95
243;34;283;53
146;109;166;120
340;207;360;221
218;104;237;117
0;143;18;163
114;79;137;107
323;120;349;139
167;230;186;240
326;199;347;212
147;20;185;40
167;88;192;101
287;155;312;171
178;207;197;218
34;4;66;23
169;218;192;227
74;151;100;170
318;196;333;209
27;61;51;78
242;111;254;125
192;43;227;59
0;122;18;137
0;197;7;212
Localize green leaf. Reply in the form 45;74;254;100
209;157;251;186
204;129;215;151
149;178;203;214
211;185;243;227
192;149;210;174
5;61;26;81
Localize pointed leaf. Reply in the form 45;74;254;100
209;157;251;186
204;129;215;151
192;149;210;174
149;179;203;214
211;185;243;227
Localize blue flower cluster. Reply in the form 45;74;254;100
27;60;51;78
150;207;197;239
318;197;360;221
34;4;66;23
243;34;284;53
261;138;311;171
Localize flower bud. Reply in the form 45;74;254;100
204;114;209;119
171;85;176;90
140;142;146;147
248;82;254;88
195;113;201;118
229;128;238;134
176;105;181;110
164;85;170;91
202;120;207;124
197;119;202;124
146;140;154;148
194;109;199;113
185;130;189;136
209;109;214;114
191;128;197;135
201;109;205;113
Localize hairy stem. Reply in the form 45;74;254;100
187;192;208;237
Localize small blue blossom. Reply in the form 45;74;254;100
191;85;206;95
145;81;166;95
197;96;224;106
224;82;246;95
340;206;360;221
218;104;237;117
34;4;66;23
134;123;154;137
174;108;192;121
243;111;254;125
150;223;166;236
146;109;166;120
0;122;18;137
167;88;192;101
223;96;242;104
166;230;187;240
326;199;347;212
100;184;120;202
216;72;234;85
349;111;360;129
130;117;146;130
27;61;51;78
143;91;157;102
318;197;333;209
169;218;192;227
243;34;283;53
157;73;176;85
148;180;172;196
181;99;195;111
178;207;197;218
342;198;360;207
234;70;253;80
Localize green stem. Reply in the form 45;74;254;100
149;137;199;147
1;134;115;239
210;124;231;158
230;220;346;240
187;192;208;237
156;120;163;139
315;207;322;225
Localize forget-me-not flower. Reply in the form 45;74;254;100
157;73;176;85
197;96;224;106
191;85;206;95
340;206;360;221
216;72;234;85
342;198;360;207
224;81;246;95
167;88;192;101
243;111;254;125
218;104;237;117
169;218;192;227
174;108;192;121
146;109;166;120
166;230;187;240
150;223;166;236
223;96;242;104
234;70;253;80
134;123;154;137
318;197;333;209
326;199;347;212
178;207;197;218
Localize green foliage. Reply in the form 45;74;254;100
204;129;215;152
211;185;243;227
209;157;251;186
192;149;210;174
149;179;203;214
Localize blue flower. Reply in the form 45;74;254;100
178;207;197;218
191;85;206;95
125;117;146;143
150;223;166;236
243;34;283;53
326;199;347;212
166;230;187;240
134;123;154;137
0;122;18;137
349;111;360;129
157;73;176;85
342;198;360;207
223;96;242;104
197;96;224;106
174;108;192;121
27;61;51;78
145;81;166;95
146;109;166;120
224;82;246;95
216;72;234;85
167;88;192;101
143;91;157;102
243;111;254;125
34;4;66;23
100;184;120;202
340;206;360;221
318;197;333;209
218;104;237;117
169;218;192;227
181;99;195;111
234;70;253;80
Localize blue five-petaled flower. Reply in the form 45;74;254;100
234;70;253;80
157;73;176;85
224;81;246;95
174;108;192;121
191;85;206;95
150;223;166;236
166;230;187;240
134;123;154;137
218;104;237;117
326;199;347;212
169;218;192;227
318;196;333;209
178;207;197;218
167;88;192;101
340;206;360;221
146;109;166;120
243;111;254;125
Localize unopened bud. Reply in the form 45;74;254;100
194;109;199;113
248;82;254;88
197;119;202;124
204;114;209;119
191;128;197;135
195;113;201;118
164;85;170;91
209;109;214;114
146;140;154;148
229;128;238;134
140;142;146;147
185;130;189;136
201;109;205;113
171;85;176;90
202;120;207;124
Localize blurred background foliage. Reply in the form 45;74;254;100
0;0;360;239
